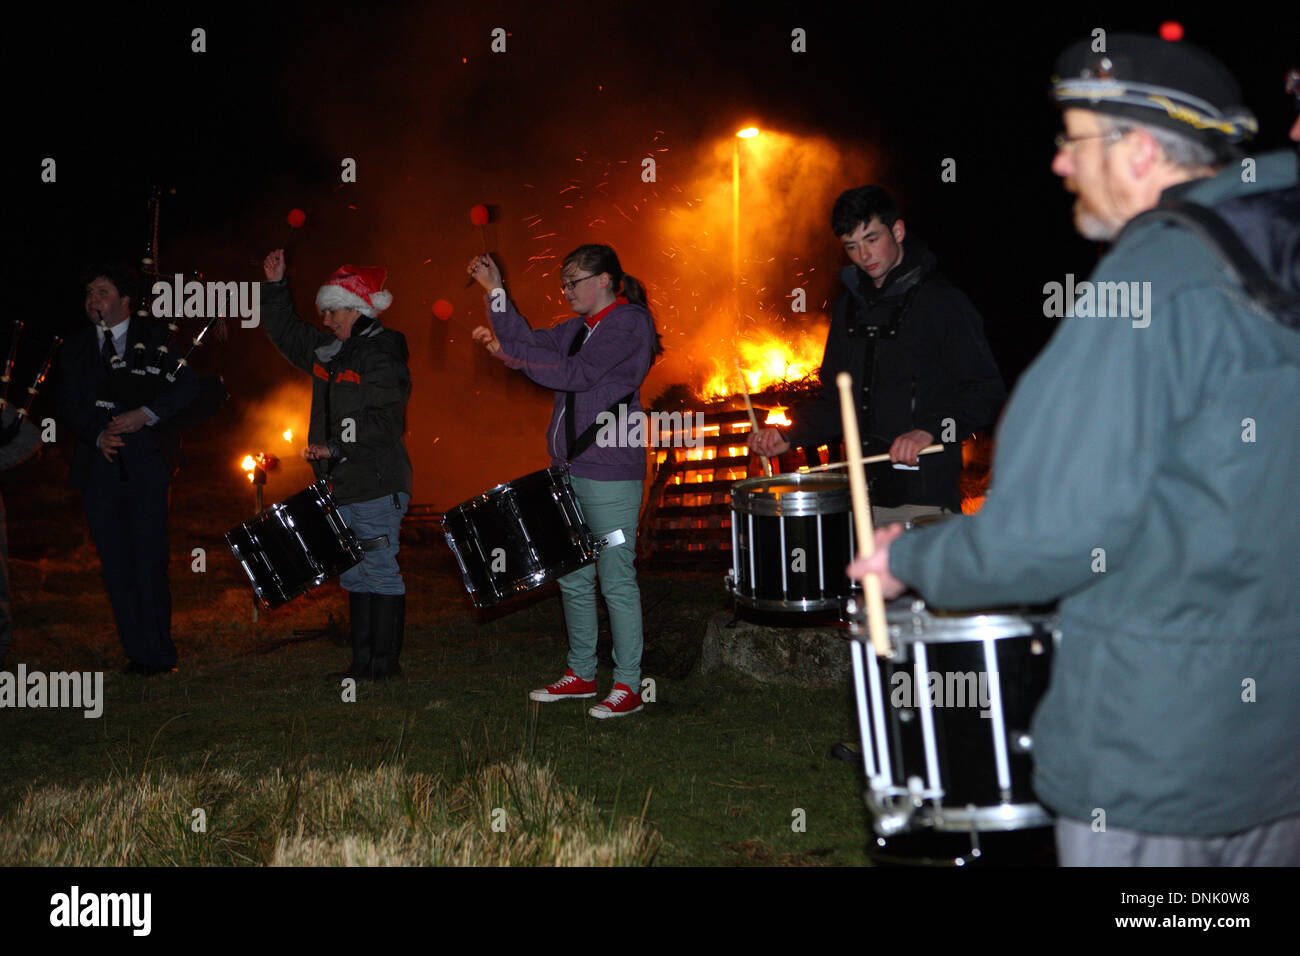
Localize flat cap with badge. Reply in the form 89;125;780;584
1051;32;1259;159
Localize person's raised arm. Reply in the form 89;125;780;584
259;248;327;373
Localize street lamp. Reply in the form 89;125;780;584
733;127;760;317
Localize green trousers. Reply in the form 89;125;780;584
558;476;644;690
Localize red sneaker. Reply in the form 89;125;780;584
588;683;644;719
529;668;597;702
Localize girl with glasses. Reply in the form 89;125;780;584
469;244;663;718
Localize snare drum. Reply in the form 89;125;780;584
226;481;364;608
847;598;1057;836
725;473;856;612
442;467;599;608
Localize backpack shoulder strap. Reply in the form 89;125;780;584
1125;200;1298;327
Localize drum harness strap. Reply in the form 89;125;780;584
563;323;634;463
557;325;632;554
1122;198;1300;330
315;327;403;549
846;274;927;469
357;493;403;552
316;338;342;477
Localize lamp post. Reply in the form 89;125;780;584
733;127;759;319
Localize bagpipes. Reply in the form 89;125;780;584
0;320;62;448
93;309;228;429
95;186;230;436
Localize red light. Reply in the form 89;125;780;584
1159;21;1184;42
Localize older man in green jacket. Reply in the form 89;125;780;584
854;35;1299;865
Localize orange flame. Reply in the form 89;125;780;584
702;319;827;400
283;429;293;442
764;406;791;426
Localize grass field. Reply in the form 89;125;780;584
1;443;875;866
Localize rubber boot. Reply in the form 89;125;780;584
391;594;405;667
370;593;405;679
332;591;373;679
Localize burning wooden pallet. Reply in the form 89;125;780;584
638;396;814;568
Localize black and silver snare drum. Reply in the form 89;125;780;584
226;480;364;608
442;467;618;608
847;597;1058;837
725;473;856;612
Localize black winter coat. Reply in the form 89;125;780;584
786;240;1005;510
57;319;199;489
260;280;412;505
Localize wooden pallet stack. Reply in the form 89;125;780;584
638;404;766;568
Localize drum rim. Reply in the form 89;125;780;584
732;499;853;518
731;473;851;515
728;591;848;613
467;559;593;608
868;798;1053;835
878;607;1057;644
228;480;343;529
724;560;861;611
732;473;848;491
444;465;577;513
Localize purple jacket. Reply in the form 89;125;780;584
487;294;654;480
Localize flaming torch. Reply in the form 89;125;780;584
239;451;279;622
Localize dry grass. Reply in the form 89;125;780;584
0;759;660;867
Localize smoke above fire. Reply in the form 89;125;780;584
230;380;317;493
177;9;879;509
647;129;873;403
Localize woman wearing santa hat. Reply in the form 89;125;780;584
261;249;413;679
469;244;662;718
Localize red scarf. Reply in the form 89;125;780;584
586;296;628;329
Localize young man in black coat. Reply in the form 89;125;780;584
749;187;1005;763
750;186;1005;523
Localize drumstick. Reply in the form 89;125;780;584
798;444;944;472
437;301;497;350
837;371;891;658
735;360;772;477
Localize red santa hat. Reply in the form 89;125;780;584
315;265;392;317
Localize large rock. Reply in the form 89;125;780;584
698;611;851;688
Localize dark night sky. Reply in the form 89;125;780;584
11;2;1298;505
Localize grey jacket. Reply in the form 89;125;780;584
890;150;1300;836
0;406;40;471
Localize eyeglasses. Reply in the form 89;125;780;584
1053;127;1131;151
561;274;597;293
